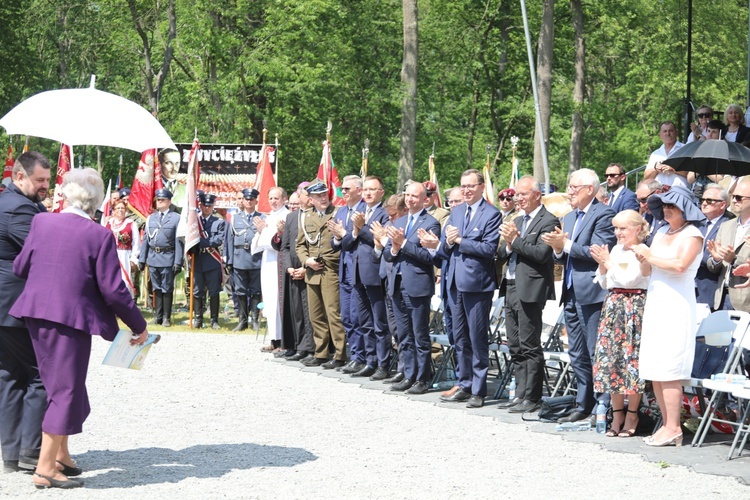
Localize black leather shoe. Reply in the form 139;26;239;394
383;372;405;384
341;361;365;374
274;349;294;358
302;357;327;367
210;320;220;330
558;411;591;423
497;397;523;409
351;365;376;377
286;352;307;362
390;378;415;391
508;399;542;414
56;460;83;477
440;388;471;402
369;367;389;381
3;460;21;473
162;319;171;328
18;454;38;471
406;381;430;394
466;395;485;408
322;359;346;370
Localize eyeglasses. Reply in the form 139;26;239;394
701;198;723;205
662;202;677;210
604;173;623;178
448;200;463;205
567;184;589;193
499;196;514;201
459;183;482;191
637;190;657;204
341;187;352;192
697;113;712;119
733;194;750;202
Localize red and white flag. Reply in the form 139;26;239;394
483;160;496;206
255;145;277;213
52;144;73;213
2;142;14;186
100;179;112;226
177;139;201;258
128;149;160;220
316;140;345;207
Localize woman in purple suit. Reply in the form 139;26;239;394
10;168;148;490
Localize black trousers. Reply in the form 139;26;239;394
0;326;46;461
503;282;544;403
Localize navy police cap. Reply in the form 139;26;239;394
242;188;259;200
155;188;173;199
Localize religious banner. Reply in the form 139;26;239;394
172;143;276;209
2;142;14;186
52;143;73;212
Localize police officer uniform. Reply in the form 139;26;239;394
191;193;225;329
139;188;183;327
225;188;264;331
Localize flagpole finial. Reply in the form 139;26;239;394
119;154;123;166
326;121;333;144
511;136;519;149
194;128;198;141
431;141;436;157
262;120;268;145
89;75;96;89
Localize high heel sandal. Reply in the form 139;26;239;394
33;472;83;489
605;408;623;437
56;460;83;477
618;408;639;438
644;432;683;447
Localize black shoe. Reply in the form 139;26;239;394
406;381;430;394
351;365;376;378
341;361;365;374
33;472;83;489
302;357;327;367
390;378;415;391
322;359;346;370
466;395;485;408
558;411;591;423
162;319;171;328
211;320;220;330
3;460;21;473
369;367;389;381
192;319;203;328
507;400;542;414
383;372;405;384
148;318;161;325
232;321;248;332
440;388;472;403
18;455;38;471
497;397;523;409
274;349;294;359
286;352;307;362
56;460;83;477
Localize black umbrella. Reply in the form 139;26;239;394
661;139;750;176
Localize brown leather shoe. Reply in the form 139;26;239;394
441;385;460;398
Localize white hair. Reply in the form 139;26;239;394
61;168;104;216
570;168;600;193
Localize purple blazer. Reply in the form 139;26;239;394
10;212;146;339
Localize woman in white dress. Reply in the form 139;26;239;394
632;185;705;447
105;199;140;298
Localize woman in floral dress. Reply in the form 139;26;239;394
105;199;140;298
590;210;650;437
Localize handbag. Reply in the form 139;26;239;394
691;339;733;380
522;395;576;422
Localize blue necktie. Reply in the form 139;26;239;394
404;215;415;237
507;215;530;276
565;210;585;288
463;206;472;234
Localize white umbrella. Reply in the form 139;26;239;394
0;76;176;153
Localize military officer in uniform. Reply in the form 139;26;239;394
138;188;183;327
296;181;347;368
191;193;225;329
225;188;264;331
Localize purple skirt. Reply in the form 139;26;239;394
25;318;92;435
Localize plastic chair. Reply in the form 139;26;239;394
727;386;750;460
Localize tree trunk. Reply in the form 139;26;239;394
398;0;418;190
568;0;585;174
533;0;554;182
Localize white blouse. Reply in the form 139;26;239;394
594;244;650;290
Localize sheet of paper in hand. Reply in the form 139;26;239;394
102;330;161;370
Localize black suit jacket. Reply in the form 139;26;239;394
497;206;560;302
278;209;304;271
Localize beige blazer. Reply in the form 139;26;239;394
707;218;750;311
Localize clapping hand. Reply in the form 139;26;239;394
540;226;567;253
253;216;267;232
386;225;406;250
326;219;346;239
371;221;386;248
631;243;651;263
707;239;736;264
352;212;365;231
276;219;285;234
590;244;611;267
417;228;439;249
445;225;459;245
499;220;519;245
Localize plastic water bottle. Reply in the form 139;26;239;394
508;377;516;401
710;373;747;384
595;401;607;434
556;421;591;432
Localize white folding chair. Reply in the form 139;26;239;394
690;310;750;447
727;386;750;460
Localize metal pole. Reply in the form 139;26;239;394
684;0;693;140
747;0;750;108
520;0;550;193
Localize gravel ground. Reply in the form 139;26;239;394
1;331;748;499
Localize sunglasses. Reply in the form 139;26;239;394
701;198;722;205
697;113;712;119
637;190;657;204
604;173;623;178
662;202;677;210
499;196;514;201
733;195;750;202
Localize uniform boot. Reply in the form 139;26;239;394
162;292;173;328
249;294;261;330
192;298;204;328
209;294;220;329
149;291;163;325
233;295;248;331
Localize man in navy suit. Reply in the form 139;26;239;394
191;193;225;329
696;184;733;309
496;176;560;413
330;175;368;374
541;168;616;422
605;163;639;213
343;176;392;379
439;169;502;408
384;182;441;394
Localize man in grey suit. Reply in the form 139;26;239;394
542;168;616;422
0;152;51;472
496;176;560;413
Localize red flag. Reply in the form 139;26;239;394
100;180;112;226
177;139;201;258
3;143;14;185
316;140;345;207
128;149;159;220
255;145;277;213
52;144;73;213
